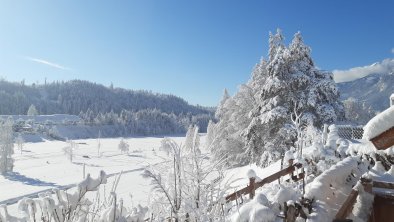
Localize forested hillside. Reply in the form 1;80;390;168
0;79;214;132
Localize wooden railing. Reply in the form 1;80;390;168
225;162;304;202
333;179;394;222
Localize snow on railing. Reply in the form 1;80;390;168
334;178;394;222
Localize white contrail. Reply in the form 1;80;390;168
25;56;71;71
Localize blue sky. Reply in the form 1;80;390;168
0;1;393;106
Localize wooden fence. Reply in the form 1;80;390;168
333;179;394;222
225;162;304;203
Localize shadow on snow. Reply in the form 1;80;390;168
4;172;57;187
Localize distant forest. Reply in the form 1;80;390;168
0;79;214;133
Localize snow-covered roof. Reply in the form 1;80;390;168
363;105;394;140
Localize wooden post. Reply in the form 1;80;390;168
289;159;294;179
361;177;373;193
334;189;359;220
225;163;302;202
283;201;288;222
285;203;297;222
280;154;284;185
185;213;189;222
302;167;305;195
249;177;256;199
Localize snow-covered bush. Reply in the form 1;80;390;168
143;132;228;221
118;138;130;154
63;139;77;162
15;133;24;155
184;125;199;152
325;124;339;149
231;193;275;222
1;171;149;222
1;171;107;221
0;118;14;174
48;126;61;139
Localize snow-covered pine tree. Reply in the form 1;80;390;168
0;118;14;174
205;120;216;149
27;104;38;116
245;30;344;166
214;89;230;119
210;59;268;166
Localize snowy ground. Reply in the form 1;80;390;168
0;135;304;220
0;136;197;210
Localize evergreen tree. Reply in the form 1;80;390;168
27;104;38;116
205;120;216;149
215;89;230;119
210;58;268;165
245;30;344;165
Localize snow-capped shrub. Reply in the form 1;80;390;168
143;136;228;221
284;150;295;165
325;124;339;149
231;193;275;222
336;139;349;158
0;171;111;222
63;139;77;162
272;184;300;208
118;138;130;153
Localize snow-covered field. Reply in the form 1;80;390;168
1;134;289;220
0;136;198;208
